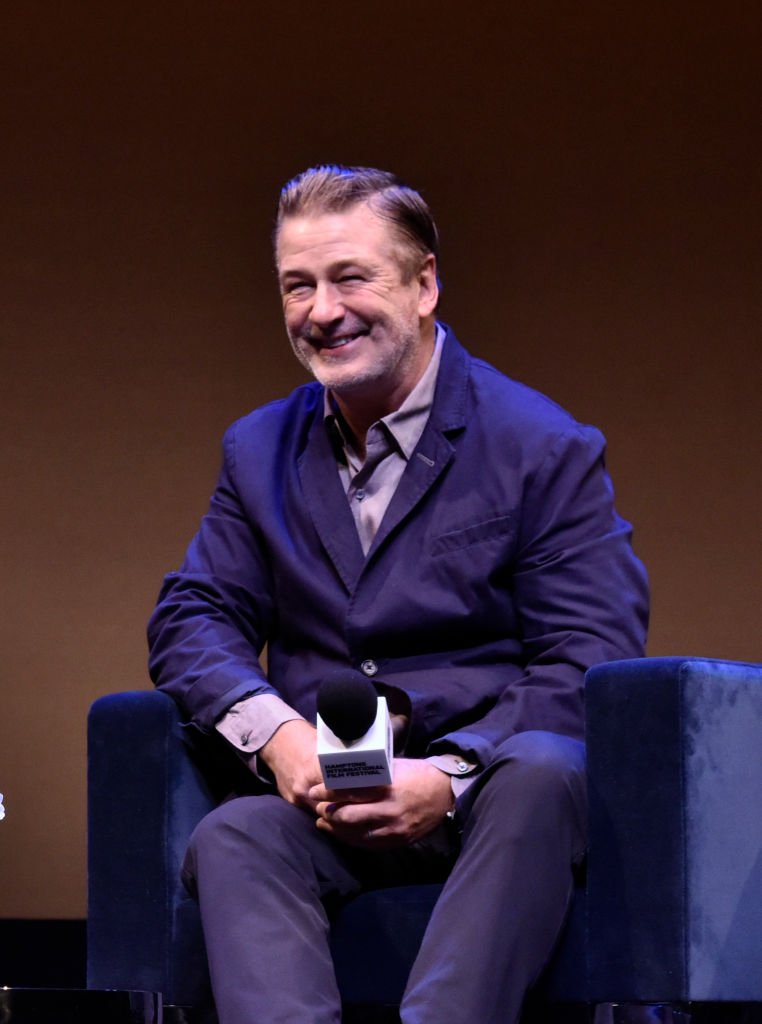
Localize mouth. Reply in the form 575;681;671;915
313;329;369;352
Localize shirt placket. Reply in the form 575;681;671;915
346;427;395;554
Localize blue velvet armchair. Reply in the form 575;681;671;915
87;657;762;1020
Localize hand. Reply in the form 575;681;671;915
258;719;323;812
309;758;455;849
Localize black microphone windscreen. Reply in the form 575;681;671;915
317;671;378;743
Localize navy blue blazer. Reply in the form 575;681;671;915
148;328;649;768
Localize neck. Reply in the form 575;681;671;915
332;321;437;454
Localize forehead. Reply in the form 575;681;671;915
276;202;403;273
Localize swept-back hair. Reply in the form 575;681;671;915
275;164;440;279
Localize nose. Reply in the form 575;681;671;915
309;281;344;329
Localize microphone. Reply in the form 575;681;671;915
316;671;393;789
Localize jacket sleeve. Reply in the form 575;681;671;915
147;425;279;730
428;424;649;766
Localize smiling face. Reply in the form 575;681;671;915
276;201;439;424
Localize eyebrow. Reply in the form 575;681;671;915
278;258;373;284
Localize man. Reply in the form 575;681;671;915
148;165;649;1024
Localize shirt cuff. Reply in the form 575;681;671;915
425;752;479;799
216;693;305;756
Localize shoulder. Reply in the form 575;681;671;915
443;329;603;453
223;381;323;444
218;381;324;470
473;360;607;482
469;355;578;429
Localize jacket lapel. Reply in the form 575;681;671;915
297;410;366;591
367;327;470;559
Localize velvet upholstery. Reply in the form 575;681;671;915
586;657;762;1002
87;690;216;1006
87;657;762;1012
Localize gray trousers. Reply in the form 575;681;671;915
182;730;587;1024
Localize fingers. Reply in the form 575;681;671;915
315;811;402;849
308;783;389;804
313;794;393;843
314;798;383;826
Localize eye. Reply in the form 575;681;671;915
338;273;364;284
283;280;311;296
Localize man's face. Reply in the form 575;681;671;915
276;201;438;410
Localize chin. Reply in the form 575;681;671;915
315;371;371;393
305;355;377;392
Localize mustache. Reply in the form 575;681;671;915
301;320;370;344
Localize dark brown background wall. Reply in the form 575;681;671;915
1;2;759;918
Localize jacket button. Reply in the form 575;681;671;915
360;659;378;677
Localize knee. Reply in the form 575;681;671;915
494;730;585;772
489;731;586;805
467;733;587;852
187;794;308;863
184;794;317;894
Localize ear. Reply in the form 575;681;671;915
417;254;439;318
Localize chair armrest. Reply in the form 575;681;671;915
87;689;218;1004
585;656;762;1002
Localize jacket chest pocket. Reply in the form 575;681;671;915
430;513;517;557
